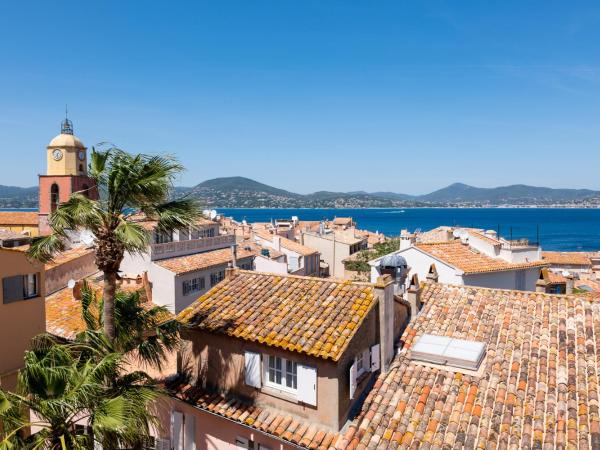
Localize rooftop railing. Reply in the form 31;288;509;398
150;234;235;260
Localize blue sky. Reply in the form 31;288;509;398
1;1;600;194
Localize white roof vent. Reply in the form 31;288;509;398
410;334;486;370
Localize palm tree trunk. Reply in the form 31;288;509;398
103;271;117;341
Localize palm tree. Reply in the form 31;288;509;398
28;148;201;341
79;282;179;371
0;335;158;449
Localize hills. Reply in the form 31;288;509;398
0;185;38;208
2;178;600;209
180;177;600;208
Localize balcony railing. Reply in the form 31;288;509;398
150;234;236;260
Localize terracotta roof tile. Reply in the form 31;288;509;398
168;381;336;448
542;251;592;266
338;282;600;449
177;270;376;361
46;282;169;340
155;247;255;275
416;241;546;274
254;230;318;256
0;211;38;225
44;246;94;270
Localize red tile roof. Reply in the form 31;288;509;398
155;247;255;275
416;241;546;274
168;381;340;449
44;246;94;270
543;251;592;266
254;230;318;256
0;211;38;225
338;282;600;449
177;270;376;361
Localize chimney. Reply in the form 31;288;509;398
72;280;84;301
142;271;153;303
399;230;415;251
406;274;422;320
374;274;395;373
272;235;281;252
426;264;439;283
536;269;549;293
230;244;238;268
566;273;574;294
225;266;237;281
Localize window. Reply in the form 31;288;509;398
50;183;59;212
155;231;173;244
356;349;370;377
3;273;39;303
81;183;89;198
182;277;205;296
239;261;253;270
235;437;270;450
199;227;216;238
171;411;195;450
210;270;225;286
265;355;297;393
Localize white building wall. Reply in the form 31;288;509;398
148;263;176;312
120;251;152;275
370;247;462;286
463;267;540;291
254;255;288;275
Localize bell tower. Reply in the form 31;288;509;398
38;115;98;235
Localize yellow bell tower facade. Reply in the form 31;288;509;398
46;117;88;176
38;116;98;235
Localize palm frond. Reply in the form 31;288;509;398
27;234;66;263
114;219;149;255
146;198;202;233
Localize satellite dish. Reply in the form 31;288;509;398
562;270;570;277
203;209;210;217
242;219;247;225
67;279;76;289
210;210;218;220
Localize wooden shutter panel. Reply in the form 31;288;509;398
244;351;262;388
370;344;381;372
297;364;317;406
184;414;196;450
235;436;249;449
171;411;184;450
2;275;24;303
349;361;358;399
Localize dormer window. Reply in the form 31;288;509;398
265;355;297;392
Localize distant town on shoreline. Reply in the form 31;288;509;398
2;176;600;209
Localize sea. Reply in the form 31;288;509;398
217;208;600;252
4;207;599;252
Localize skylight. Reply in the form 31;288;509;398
410;334;486;370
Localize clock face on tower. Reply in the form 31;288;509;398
52;149;63;161
78;150;85;161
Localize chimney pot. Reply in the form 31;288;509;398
225;266;237;281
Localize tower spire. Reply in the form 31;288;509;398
61;105;73;135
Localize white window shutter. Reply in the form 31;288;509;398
370;344;381;372
297;364;317;406
171;411;184;450
349;361;357;399
184;414;196;450
244;351;262;388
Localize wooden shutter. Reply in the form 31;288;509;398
2;275;23;303
370;344;381;372
297;364;317;406
171;411;184;450
184;414;195;450
349;361;357;399
244;351;262;388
